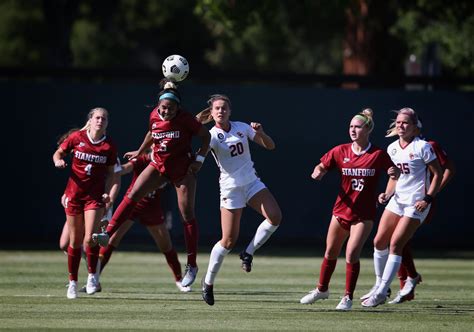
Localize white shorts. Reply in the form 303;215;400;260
220;179;267;209
385;197;431;223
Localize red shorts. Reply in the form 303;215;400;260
129;201;164;226
334;215;366;231
64;196;104;216
150;158;191;184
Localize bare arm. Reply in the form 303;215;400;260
188;126;211;175
53;147;68;168
124;131;153;160
439;159;456;192
102;165;116;205
311;163;328;181
414;159;442;211
251;122;275;150
378;178;397;204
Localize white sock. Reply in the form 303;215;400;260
205;242;231;285
377;254;402;296
373;248;389;286
245;220;279;255
94;259;101;281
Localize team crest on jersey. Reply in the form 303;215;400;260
152;122;157;129
79;142;85;147
237;132;244;138
343;157;350;163
217;133;225;140
391;148;397;156
409;153;415;160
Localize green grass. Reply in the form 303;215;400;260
0;251;473;331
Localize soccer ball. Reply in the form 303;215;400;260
162;55;189;82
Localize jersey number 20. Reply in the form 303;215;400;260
230;142;244;157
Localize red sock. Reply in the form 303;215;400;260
164;248;182;281
345;261;360;299
86;245;100;274
398;264;408;288
106;196;137;236
99;244;116;273
401;240;418;278
317;257;337;292
67;246;82;281
183;218;199;267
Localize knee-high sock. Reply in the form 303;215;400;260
205;242;230;285
183;218;199;267
374;248;389;286
377;254;402;296
67;246;82;281
345;261;360;299
317;257;337;292
106;196;137;236
245;220;279;255
99;244;116;273
164;248;182;282
401;240;418;279
85;245;100;274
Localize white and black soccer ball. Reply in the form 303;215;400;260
162;55;189;82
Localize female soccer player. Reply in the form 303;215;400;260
99;152;191;292
196;94;282;305
389;137;455;304
53;107;118;299
299;109;399;311
94;80;210;288
361;107;442;307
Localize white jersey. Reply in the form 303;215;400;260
209;121;258;190
387;136;437;205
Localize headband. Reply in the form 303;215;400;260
159;92;180;104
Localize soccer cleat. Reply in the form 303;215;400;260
360;285;391;300
299;288;329;304
79;282;102;293
360;284;378;301
181;264;198;287
336;295;353;311
92;232;110;247
201;278;214;306
389;289;415;304
67;280;78;299
176;281;192;293
361;293;387;307
239;251;253;273
399;274;422;297
86;273;99;295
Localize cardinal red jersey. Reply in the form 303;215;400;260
320;143;394;222
127;154;164;225
149;108;202;182
428;140;448;169
60;130;118;202
424;139;450;224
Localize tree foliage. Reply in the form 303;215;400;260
0;0;471;76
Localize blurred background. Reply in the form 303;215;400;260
2;0;473;251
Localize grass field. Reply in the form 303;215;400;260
0;250;473;331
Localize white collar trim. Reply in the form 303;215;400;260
351;142;371;156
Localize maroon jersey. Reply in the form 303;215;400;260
127;154;164;225
428;140;448;169
60;130;118;201
149;108;202;182
320;143;394;222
